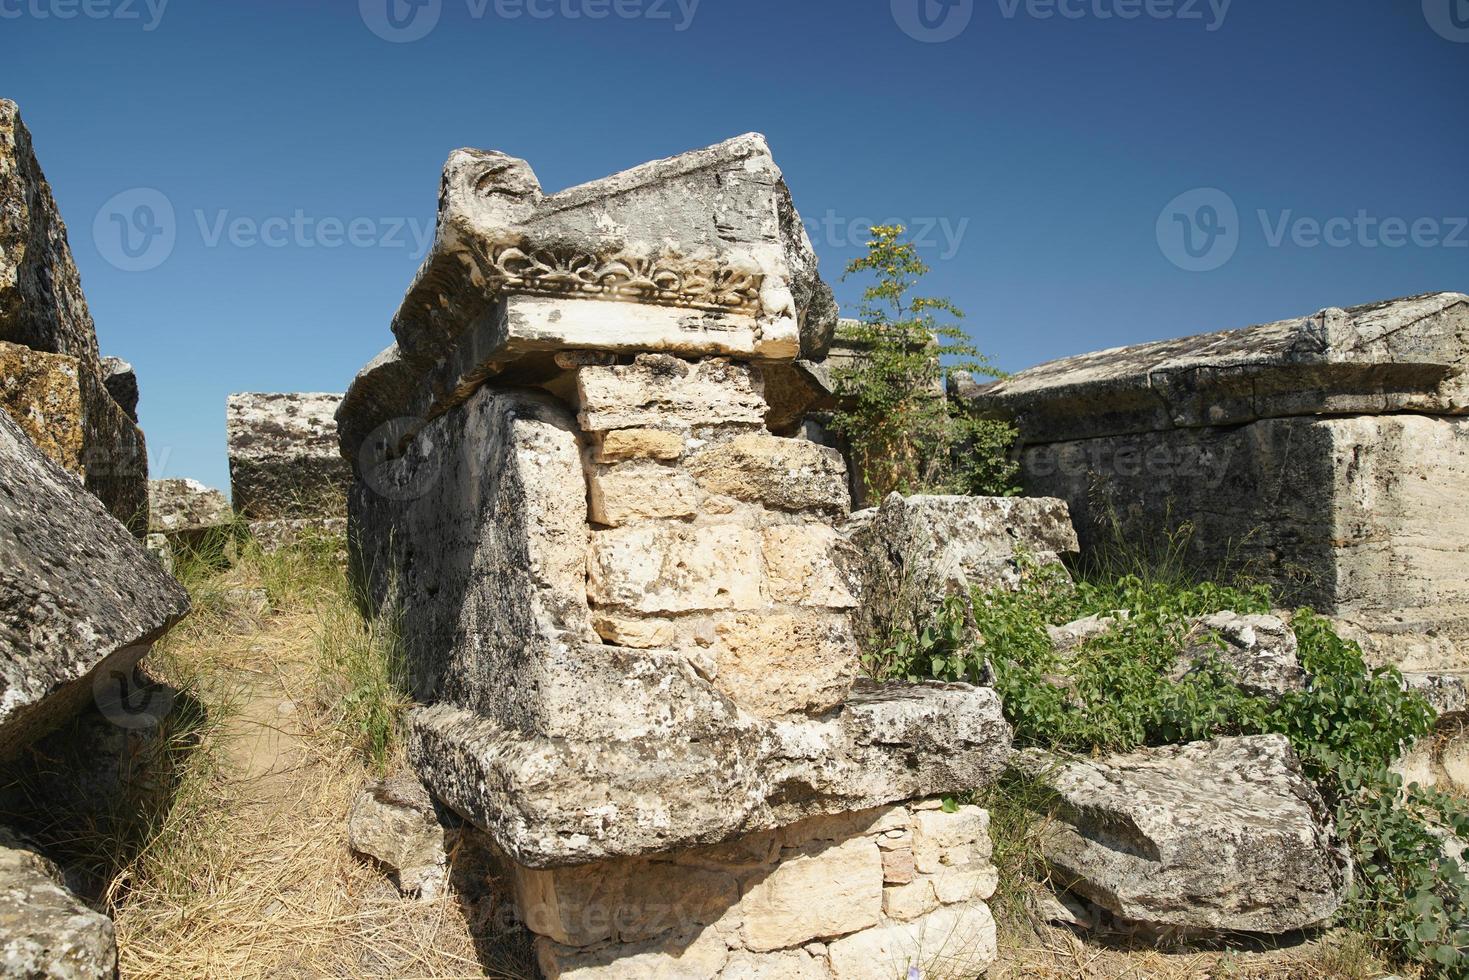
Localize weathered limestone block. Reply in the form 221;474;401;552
521;803;998;980
688;433;850;515
147;478;232;552
1171;612;1306;698
588;525;765;614
1;100;148;533
336;134;837;461
587;461;699;526
407;680;1010;869
347;774;449;900
1393;672;1469;794
0;340;83;474
578;355;769;435
227;392;351;524
1016;735;1351;935
0;827;116;980
843;492;1079;652
0;410;189;759
961;292;1469;671
99;357;137;422
709;611;858;718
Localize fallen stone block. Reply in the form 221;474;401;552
348;774;450;900
842;492;1079;654
99;357;137;423
1170;611;1307;698
227;392;351;524
0;410;189;759
0;826;116;980
0;340;83;476
148;477;233;555
1015;735;1351;936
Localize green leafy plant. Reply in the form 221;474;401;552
875;557;1469;976
831;224;1019;500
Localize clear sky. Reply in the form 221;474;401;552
2;0;1465;493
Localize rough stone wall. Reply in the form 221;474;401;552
578;354;859;719
516;800;999;980
1021;415;1469;670
0;100;148;533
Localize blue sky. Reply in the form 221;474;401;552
2;0;1465;492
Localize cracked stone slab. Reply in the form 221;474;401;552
1015;735;1351;936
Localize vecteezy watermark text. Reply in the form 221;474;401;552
996;0;1232;31
360;0;700;43
804;211;971;260
0;0;168;30
892;0;1230;42
1158;188;1468;272
93;188;436;272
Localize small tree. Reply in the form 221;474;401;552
830;224;1019;500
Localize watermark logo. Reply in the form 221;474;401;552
93;188;176;273
1156;188;1239;272
358;417;445;502
361;0;701;42
93;654;175;730
996;0;1231;30
0;0;169;31
1424;0;1469;42
805;211;970;261
94;189;437;271
892;0;974;42
360;0;442;42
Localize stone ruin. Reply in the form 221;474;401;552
959;292;1469;673
338;134;1074;978
227;390;351;548
1;100;150;534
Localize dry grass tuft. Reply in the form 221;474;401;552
100;533;535;979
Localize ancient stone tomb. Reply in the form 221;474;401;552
340;135;1050;978
960;292;1469;672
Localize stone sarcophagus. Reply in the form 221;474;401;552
341;135;1039;978
958;291;1469;672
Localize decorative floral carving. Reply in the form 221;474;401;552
469;243;764;314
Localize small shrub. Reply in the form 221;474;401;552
831;224;1019;499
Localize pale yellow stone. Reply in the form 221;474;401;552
516;857;739;949
589;525;765;614
588;461;699;526
882;879;939;921
913;807;992;875
598;428;686;463
721;948;831;979
826;903;997;980
536;926;730;979
779;806;908;849
689;433;850;514
578;356;768;433
592;614;680;649
762;524;858;608
740;837;883;952
881;847;916;885
929;865;999;904
712;611;858;718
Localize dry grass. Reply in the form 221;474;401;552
101;534;535;980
